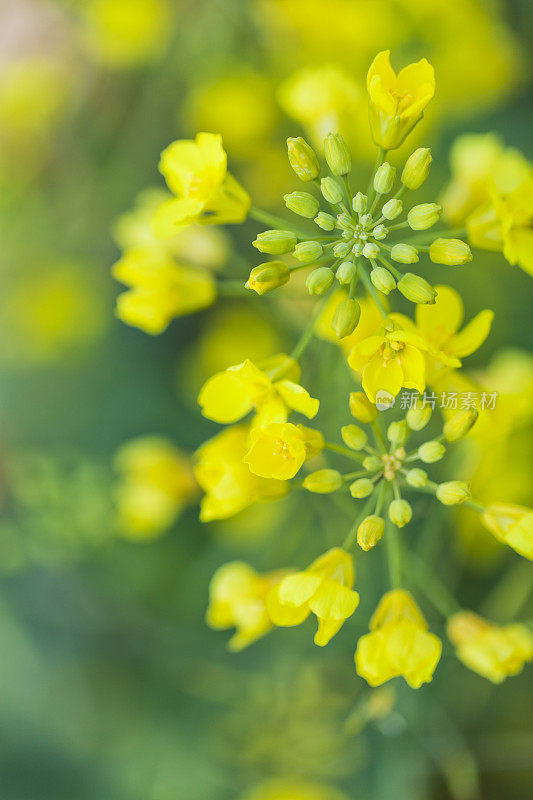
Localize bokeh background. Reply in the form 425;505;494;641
0;1;532;798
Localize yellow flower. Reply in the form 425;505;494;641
206;562;288;651
194;425;287;522
347;317;428;403
153;133;250;236
447;611;533;683
0;58;68;142
366;50;435;150
239;777;348;800
198;355;319;427
243;423;323;481
481;504;533;560
112;248;216;334
114;437;197;540
355;589;442;688
267;548;359;646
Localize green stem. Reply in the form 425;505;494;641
358;261;388;318
404;481;486;513
290;293;330;360
249;206;310;238
343;469;375;481
324;442;366;463
371;420;387;453
342;494;376;550
217;279;251;296
407;550;461;617
385;519;402;588
366;147;387;205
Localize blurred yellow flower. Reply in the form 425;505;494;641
355;589;442;688
198;355;318;427
267;547;359;646
0;57;68;142
447;611;533;683
112;248;216;334
194;425;288;522
366;50;434;150
114;437;197;540
481;504;533;560
206;562;288;651
239;777;348;800
154;133;250;236
243;422;323;481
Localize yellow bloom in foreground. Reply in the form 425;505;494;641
194;426;287;522
114;437;197;540
447;611;533;683
239;777;348;800
206;562;288;651
198;355;319;427
244;423;323;480
355;589;442;688
267;548;359;646
347;318;428;403
481;504;533;560
112;248;215;334
367;50;435;150
153;133;250;235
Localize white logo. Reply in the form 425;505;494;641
375;390;395;411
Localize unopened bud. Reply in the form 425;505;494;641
336;260;356;285
357;515;385;550
321;176;343;205
388;498;412;527
284;191;319;218
350;478;374;499
391;243;419;263
253;229;297;254
397;273;437;304
401;148;432;190
436;480;471;505
287;136;319;181
406;405;431;431
324;132;351;176
372;224;387;240
294;240;323;262
246;261;290;294
363;455;382;471
387;420;408;445
337;211;353;228
429;238;472;265
362;242;379;260
306;266;334;295
332;298;361;339
352;241;364;256
341;424;367;450
353;192;367;213
405;468;428;487
334;241;352;258
371;266;396;294
381;198;403;220
315;212;336;231
349;391;377;423
418;441;445;463
407;203;442;230
374;162;396;195
443;408;479;442
303;469;342;493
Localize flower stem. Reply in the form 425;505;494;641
324;442;366;463
217;279;251;296
249;205;310;238
290;293;330;360
385;519;402;588
342;494;376;550
406;550;461;617
358;261;388;318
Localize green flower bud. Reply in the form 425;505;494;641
341;424;368;450
353;192;367;213
370;266;396;294
405;468;428;488
306;266;334;295
284;191;319;218
253;229;297;254
429;238;472;265
321;176;343;204
287;136;320;181
381;198;403;220
363;455;382;471
357;515;385;550
294;240;323;262
436;480;471;506
406;405;431;431
337;212;353;228
360;213;372;228
303;468;343;493
336;260;356;285
246;261;290;294
372;224;387;240
324;132;351;176
362;242;379;260
387;420;409;445
350;478;374;499
391;243;419;263
388;498;412;527
334;241;352;257
332;298;361;339
374;162;396;194
401;148;432;190
418;441;445;463
397;273;437;304
341;229;353;240
352;241;364;256
315;212;336;231
349;391;377;423
443;408;479;442
407;203;442;230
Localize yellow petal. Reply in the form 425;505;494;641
309;579;359;622
152;197;204;237
275;379;319;418
504;227;533;276
446;310;494;358
266;583;312;626
415;285;464;345
355;630;396;687
398;344;426;393
198;371;254;423
347;335;384;371
279;572;322;606
362;352;404;402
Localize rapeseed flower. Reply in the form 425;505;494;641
481;504;533;560
243;422;323;480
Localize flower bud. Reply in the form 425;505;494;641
374;162;396;195
357;515;385;551
303;468;342;493
391;243;419;263
350;478;374;499
443;408;479;442
287;136;319;181
246;261;290;294
388;498;412;527
334;241;352;258
294;240;323;262
321;176;343;205
284;191;319;218
387;420;408;445
336;260;356;285
381;198;403;220
372;224;387;240
353;192;367;213
397;273;437;304
401;148;432;190
315;212;336;231
332;298;361;339
429;238;472;265
363;455;382;471
306;266;334;295
406;405;431;431
362;242;379;260
349;391;377;423
418;441;445;463
405;468;428;487
360;213;372;228
341;229;353;240
352;241;364;256
337;212;353;228
436;481;471;506
341;424;367;450
253;229;297;254
324;132;351;176
370;267;396;294
407;203;442;230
